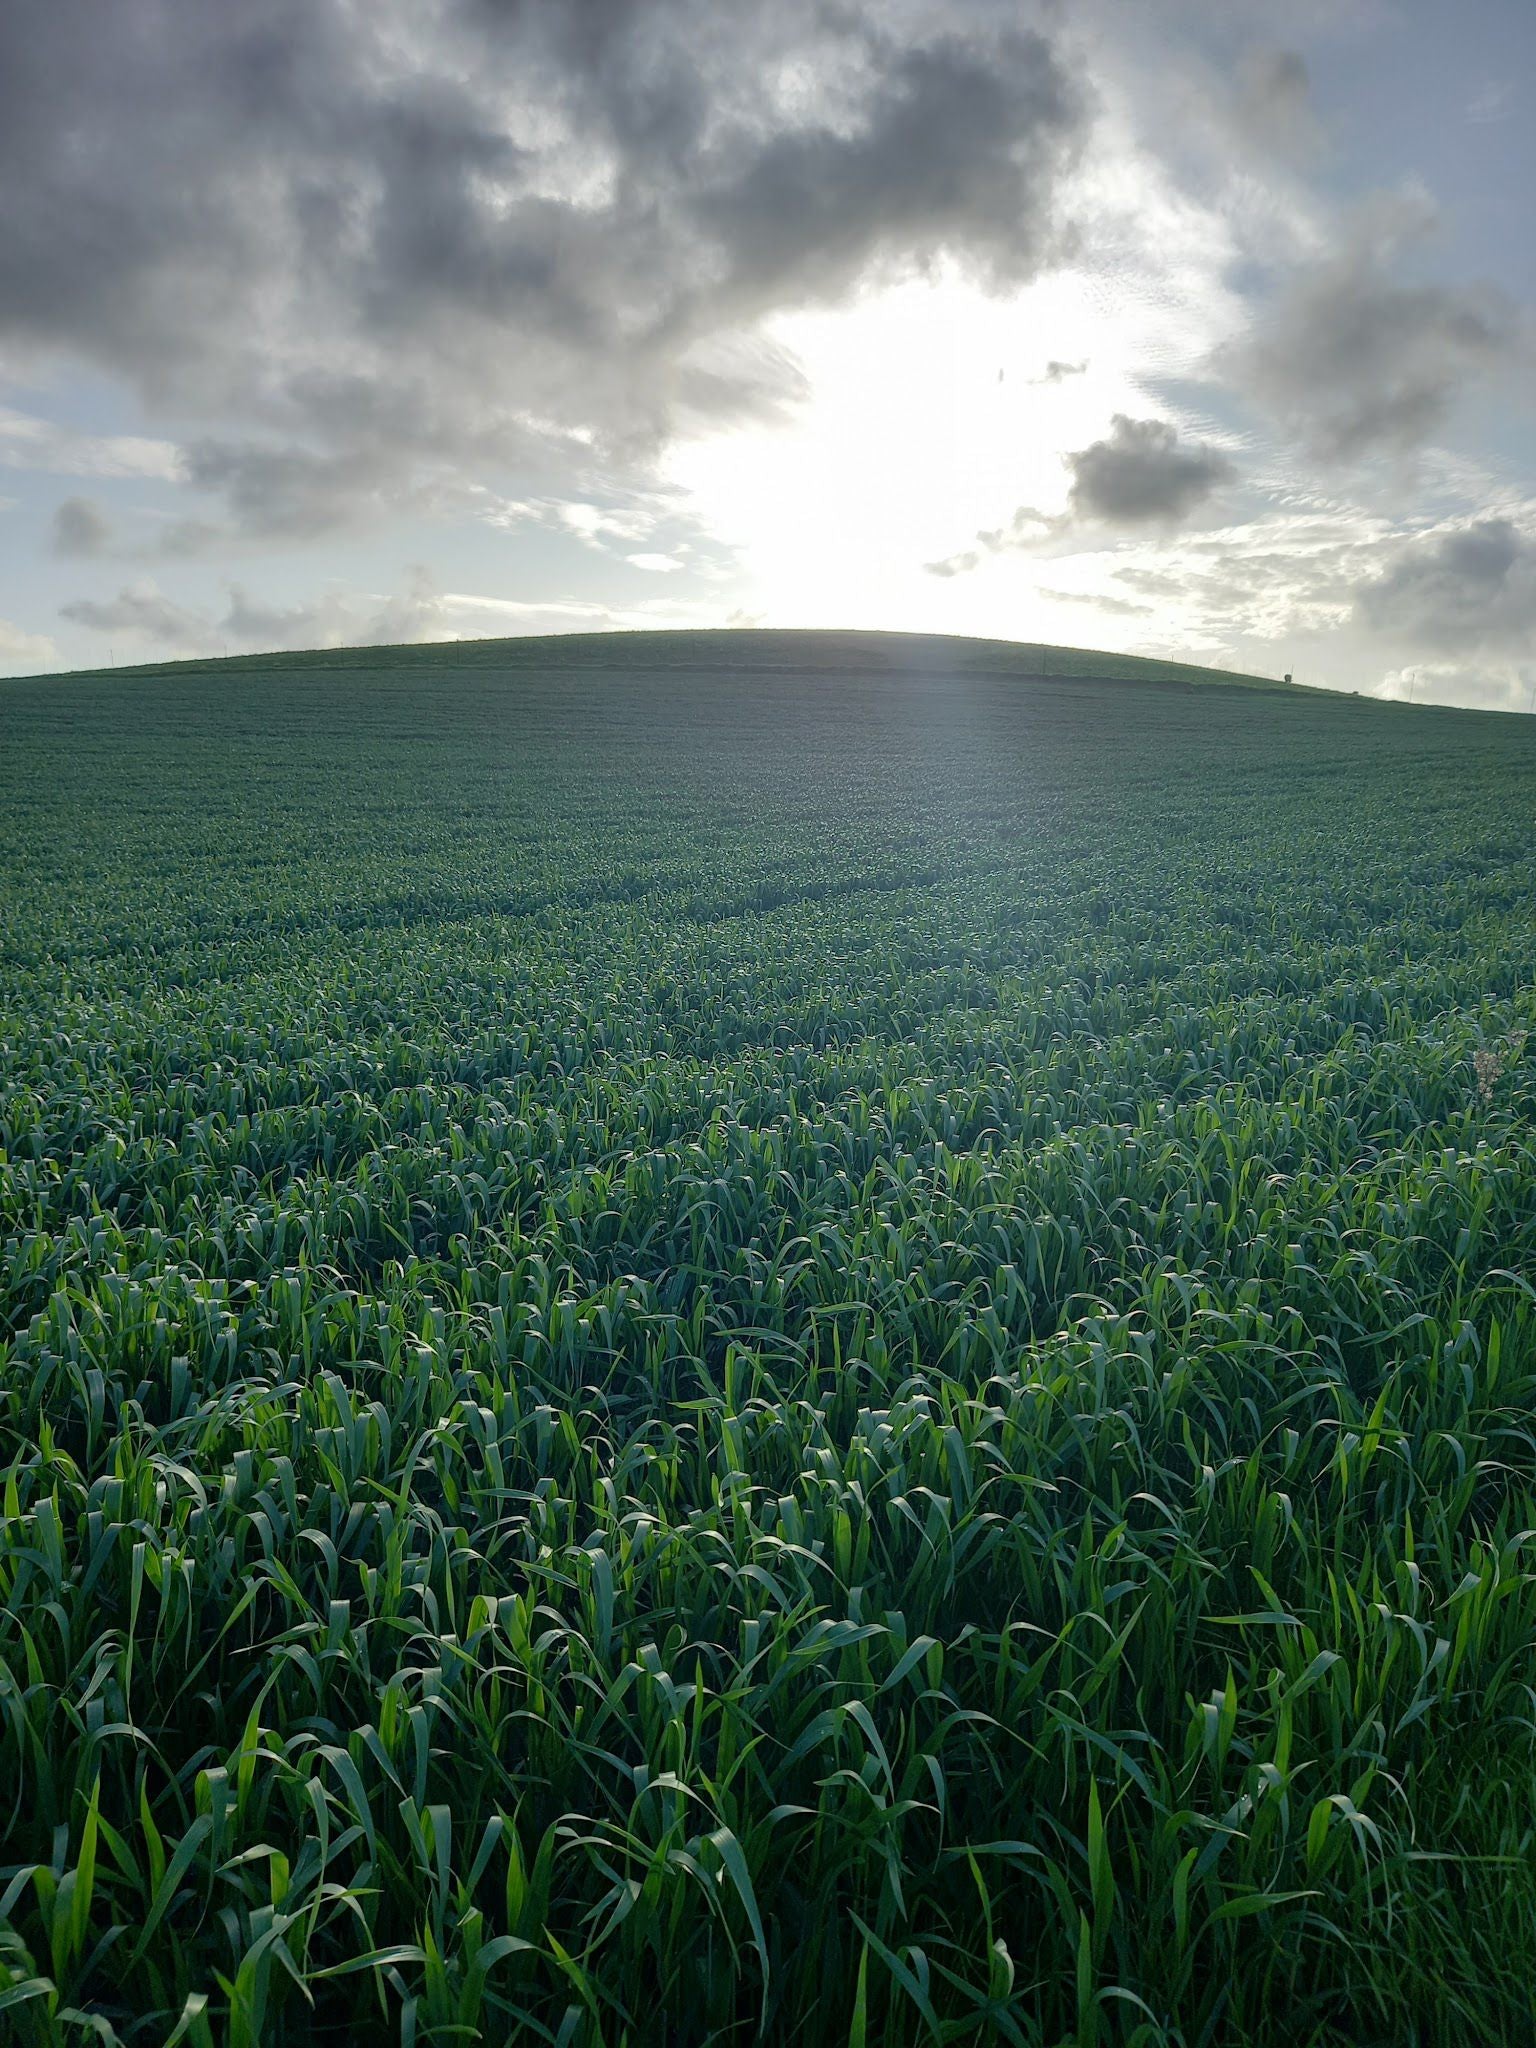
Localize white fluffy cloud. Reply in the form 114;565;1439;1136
0;616;58;674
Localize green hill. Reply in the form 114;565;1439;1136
25;624;1303;693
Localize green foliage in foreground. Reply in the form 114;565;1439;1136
0;633;1533;2046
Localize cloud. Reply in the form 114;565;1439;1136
180;441;400;537
225;569;473;647
1383;660;1534;712
1034;359;1086;383
1088;507;1397;649
1356;517;1536;651
1237;196;1520;461
55;566;738;659
0;406;181;480
1065;414;1235;526
49;495;223;563
222;569;458;649
0;616;58;674
0;1;1088;534
58;570;456;655
926;414;1234;576
481;493;677;547
153;518;225;559
1466;81;1515;126
52;496;112;558
688;29;1083;309
1232;47;1322;162
925;550;980;579
60;581;207;650
925;503;1050;578
444;588;724;633
1040;585;1154;617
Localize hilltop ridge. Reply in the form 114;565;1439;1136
16;625;1302;694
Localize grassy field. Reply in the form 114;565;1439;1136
1;629;1534;2045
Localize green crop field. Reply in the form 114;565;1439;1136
3;628;1536;2046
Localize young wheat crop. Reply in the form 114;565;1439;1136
0;633;1533;2044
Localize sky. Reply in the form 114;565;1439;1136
1;0;1533;707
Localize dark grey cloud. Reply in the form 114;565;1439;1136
688;31;1080;309
1065;415;1235;526
0;1;1087;533
1035;359;1087;383
1238;200;1519;461
1356;517;1536;650
52;496;112;558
